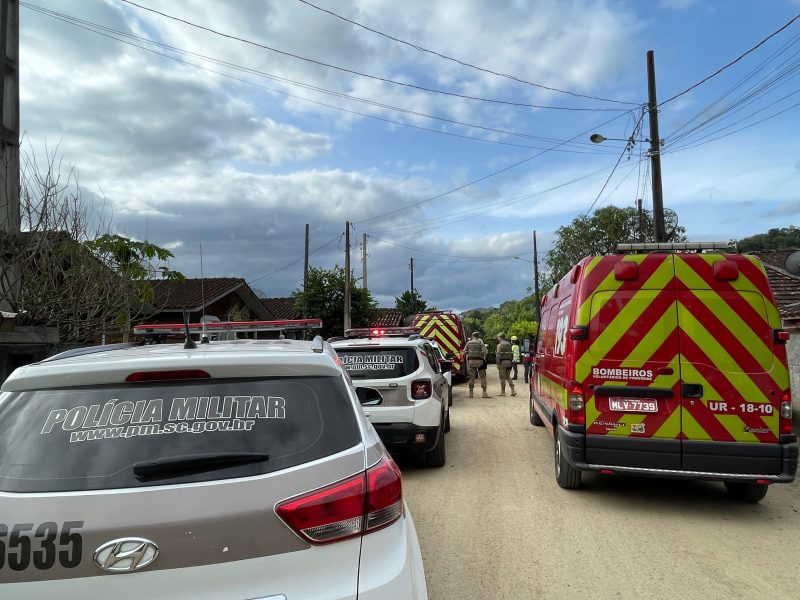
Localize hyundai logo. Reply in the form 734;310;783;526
94;537;159;573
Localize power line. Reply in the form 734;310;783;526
119;0;629;112
660;12;800;106
354;109;635;226
295;0;637;106
23;3;622;155
368;235;530;261
248;233;342;285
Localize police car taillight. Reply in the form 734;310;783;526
567;381;585;426
275;452;402;544
411;379;432;399
780;390;793;435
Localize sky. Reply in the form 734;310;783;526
18;0;800;312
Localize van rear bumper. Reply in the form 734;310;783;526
558;428;798;483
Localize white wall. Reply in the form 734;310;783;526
787;334;800;411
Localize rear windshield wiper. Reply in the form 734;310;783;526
133;452;270;478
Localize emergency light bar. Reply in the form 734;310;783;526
617;242;733;252
345;326;421;339
133;319;323;336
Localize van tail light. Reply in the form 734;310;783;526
774;329;790;344
779;390;793;435
567;381;585;426
276;452;402;545
411;379;432;399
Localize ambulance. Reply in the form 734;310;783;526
529;243;797;501
411;312;467;380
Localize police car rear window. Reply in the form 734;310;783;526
336;348;419;379
0;376;360;493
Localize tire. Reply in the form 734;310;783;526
724;481;769;502
425;427;447;467
530;393;544;427
554;428;581;489
448;385;453;407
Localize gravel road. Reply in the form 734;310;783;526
400;365;800;600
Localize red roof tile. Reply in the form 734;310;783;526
373;309;403;327
763;264;800;320
147;278;245;311
260;297;299;320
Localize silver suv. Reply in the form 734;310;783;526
0;338;427;599
332;330;451;467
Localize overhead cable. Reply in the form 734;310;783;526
354;109;636;226
119;0;629;112
23;3;620;154
295;0;637;106
660;12;800;106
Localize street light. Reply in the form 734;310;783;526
590;133;632;144
513;256;533;264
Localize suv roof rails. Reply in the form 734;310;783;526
40;343;140;364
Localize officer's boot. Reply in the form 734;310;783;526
499;384;506;396
510;381;517;397
468;386;474;398
482;388;489;398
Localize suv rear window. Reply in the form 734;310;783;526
336;348;420;380
0;376;360;493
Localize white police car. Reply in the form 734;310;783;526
0;336;427;599
332;328;451;467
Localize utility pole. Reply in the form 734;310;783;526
409;257;414;292
647;50;666;243
1;0;20;312
343;222;351;333
303;224;309;292
532;231;541;324
361;233;367;290
636;198;645;242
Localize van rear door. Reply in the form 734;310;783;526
576;254;682;469
675;254;786;474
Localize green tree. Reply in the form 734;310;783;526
395;289;434;318
293;266;378;338
737;226;800;252
546;205;687;283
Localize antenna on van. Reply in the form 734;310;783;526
199;243;209;344
183;308;197;350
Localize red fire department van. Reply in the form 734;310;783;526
529;243;797;501
411;312;467;380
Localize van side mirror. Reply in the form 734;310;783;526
438;359;452;373
355;387;383;406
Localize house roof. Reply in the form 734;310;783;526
749;249;800;272
373;308;404;327
260;297;299;320
148;278;246;311
763;264;800;321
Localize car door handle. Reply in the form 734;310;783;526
682;383;703;398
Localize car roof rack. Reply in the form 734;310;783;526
40;343;140;363
617;241;735;253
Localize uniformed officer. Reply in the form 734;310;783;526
496;332;516;396
464;331;489;398
511;335;521;380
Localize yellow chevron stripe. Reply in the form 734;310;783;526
677;305;770;404
678;360;776;441
681;409;713;441
673;260;781;377
575;254;649;325
575;259;674;380
676;255;767;318
581;256;605;280
420;323;461;351
652;402;682;439
539;373;567;409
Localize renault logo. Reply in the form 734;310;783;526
94;538;159;573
